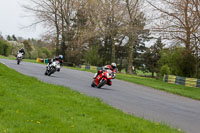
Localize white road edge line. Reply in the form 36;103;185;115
1;62;10;68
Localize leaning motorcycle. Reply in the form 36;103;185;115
16;52;23;65
45;61;61;76
91;69;115;88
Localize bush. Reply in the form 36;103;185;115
0;39;12;56
159;47;197;77
9;41;24;56
38;47;51;58
84;45;103;66
160;65;171;76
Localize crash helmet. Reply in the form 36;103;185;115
104;65;110;70
111;63;116;69
59;55;63;60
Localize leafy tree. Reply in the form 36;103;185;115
12;35;17;41
7;35;12;41
0;39;12;56
0;32;4;40
84;45;103;66
38;47;51;58
159;47;197;77
143;37;165;77
160;65;171;76
23;40;34;58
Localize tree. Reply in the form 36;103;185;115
12;35;17;41
23;0;149;67
7;35;12;41
143;37;165;77
0;32;4;40
147;0;200;52
0;39;11;56
84;45;103;66
123;0;145;74
23;40;34;58
159;47;197;77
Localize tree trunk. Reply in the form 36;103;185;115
111;34;115;63
127;36;134;74
152;72;154;78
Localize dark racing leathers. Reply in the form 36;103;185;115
18;49;25;56
47;57;63;71
16;49;25;58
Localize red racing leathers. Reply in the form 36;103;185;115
96;65;116;86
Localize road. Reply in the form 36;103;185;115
1;59;200;133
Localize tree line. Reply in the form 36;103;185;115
1;0;200;78
23;0;149;74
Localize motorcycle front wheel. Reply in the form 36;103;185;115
97;79;106;88
17;59;20;65
91;81;96;87
48;67;56;76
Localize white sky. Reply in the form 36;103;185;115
0;0;44;39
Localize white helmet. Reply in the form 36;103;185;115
111;63;116;69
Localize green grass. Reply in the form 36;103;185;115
0;63;181;133
0;55;38;63
117;74;200;100
1;55;199;100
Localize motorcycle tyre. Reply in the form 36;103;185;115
17;59;20;65
97;79;106;88
91;81;96;87
48;68;55;76
44;70;48;75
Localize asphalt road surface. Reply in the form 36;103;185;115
1;59;200;133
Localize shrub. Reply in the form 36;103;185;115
0;39;12;56
38;47;51;58
160;65;171;76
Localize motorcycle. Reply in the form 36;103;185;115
16;52;23;65
91;69;115;88
45;61;61;76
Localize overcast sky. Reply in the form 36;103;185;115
0;0;44;39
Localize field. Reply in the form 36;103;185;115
0;63;182;133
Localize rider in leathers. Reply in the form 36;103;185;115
94;63;117;86
47;55;63;71
17;48;25;57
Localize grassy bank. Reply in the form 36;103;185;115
0;63;181;133
117;74;200;100
0;55;37;63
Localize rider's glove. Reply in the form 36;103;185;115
112;74;116;79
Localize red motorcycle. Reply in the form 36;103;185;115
91;69;115;88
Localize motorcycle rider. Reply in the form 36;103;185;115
17;48;25;57
47;55;63;71
94;63;117;86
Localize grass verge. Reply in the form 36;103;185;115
0;63;181;133
1;55;199;100
117;74;200;100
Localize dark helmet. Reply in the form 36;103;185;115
111;63;116;69
21;48;24;51
59;55;63;60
